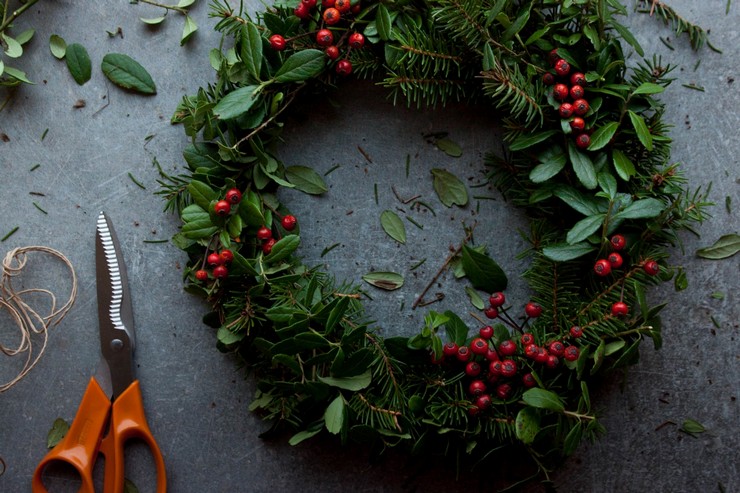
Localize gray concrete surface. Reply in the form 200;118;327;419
0;1;738;491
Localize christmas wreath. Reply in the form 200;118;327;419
160;0;711;485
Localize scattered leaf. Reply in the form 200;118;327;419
1;34;22;58
380;210;406;244
362;271;404;291
696;234;740;259
460;245;507;293
285;165;328;195
65;43;92;85
181;15;198;45
465;286;485;310
435;137;462;157
140;16;167;25
123;479;140;493
680;418;706;437
47;418;70;448
101;53;157;94
324;395;345;435
431;168;468;207
49;34;67;59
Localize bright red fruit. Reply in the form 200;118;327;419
525;302;543;318
335;59;352;76
281;214;297;231
256;226;272;240
195;269;208;281
348;32;365;49
214;200;231;217
643;260;660;276
594;259;612;276
212;265;228;279
316;29;334;46
225;188;242;204
611;301;629;317
610;234;626;250
608;252;624;268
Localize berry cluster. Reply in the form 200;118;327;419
257;214;298;255
543;50;591;149
195;248;235;281
593;234;661;317
267;0;366;76
213;187;243;217
435;292;583;416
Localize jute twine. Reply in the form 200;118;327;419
0;246;77;393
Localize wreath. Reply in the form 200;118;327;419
160;0;711;485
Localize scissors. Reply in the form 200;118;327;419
32;212;166;493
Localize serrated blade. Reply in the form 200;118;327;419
96;211;135;398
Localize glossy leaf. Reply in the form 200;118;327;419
285;166;328;195
542;242;595;261
65;43;92;85
187;180;217;211
101;53;156;94
274;49;325;83
588;122;619;151
376;3;393;40
568;142;597;190
612;149;636;180
460;245;507;293
362;271;404;291
515;407;540;444
431;168;468;207
239;22;263;81
380;210;406;244
613;198;664;220
435;137;462;157
443;310;469;347
521;387;564;412
140;16;166;25
632;82;665;95
566;214;605;244
181;15;198;45
562;422;583;455
628;110;653;151
465;286;485;310
213;85;261;120
289;427;322;446
318;370;372;391
49;34;67;59
696;234;740;259
265;234;300;262
509;130;558;151
324;395;345;434
530;149;566;183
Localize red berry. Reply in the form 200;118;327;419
214;200;231;217
485;348;499;361
322;0;335;6
496;383;512;400
498;340;517;357
269;34;287;51
207;252;223;267
470;338;489;356
553;83;569;101
350;1;361;13
542;72;555;85
521;333;535;346
468;379;486;396
489;292;506;307
262;238;276;254
524;343;538;359
489;360;503;375
525;302;542;318
572;98;590;116
335;59;352;76
325;45;340;60
348;32;365;49
611;301;629;317
256;226;272;240
608;252;623;268
468;405;480;417
465;361;482;377
195;269;208;281
323;7;341;24
569;325;583;338
554;59;571;77
575;133;591;149
569;85;585;100
610;234;626;250
548;341;565;357
281;214;297;231
212;265;228;279
294;2;310;18
546;355;560;369
479;325;494;339
442;341;459;357
570;72;586;86
594;259;612;276
334;0;351;12
225;188;243;204
484;306;499;319
219;249;234;264
534;347;549;364
456;345;472;362
563;345;580;362
316;29;334;46
570;117;586;132
500;359;517;378
522;373;536;388
547;49;560;66
475;394;492;410
302;0;317;7
559;103;574;119
643;260;660;276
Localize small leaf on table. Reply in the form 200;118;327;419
696;234;740;259
362;271;404;291
380;210;406;244
431;168;468;207
65;43;92;85
49;34;67;59
101;53;157;95
435;137;462;157
47;418;70;448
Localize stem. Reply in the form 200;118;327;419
230;88;296;150
562;409;596;421
135;0;188;15
0;0;39;34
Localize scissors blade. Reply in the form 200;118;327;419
96;211;136;399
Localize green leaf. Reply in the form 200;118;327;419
15;28;34;46
696;234;740;259
460;245;507;293
324;395;345;435
239;22;263;81
515;407;540;444
610;20;644;56
181;206;218;239
178;0;196;6
49;34;67;59
501;5;531;42
380;210;406;244
563;422;583;455
568;142;597;189
375;3;394;40
285;166;328;195
431;168;468;207
542;242;595;261
627;110;653;151
217;325;244;345
274;49;325;83
212;85;261;120
289;427;322;446
140;16;166;25
530;149;566;183
632;82;665;95
65;43;92;85
553;186;604;216
187;180;217;211
2;66;32;84
521;388;564;412
101;53;157;95
265;234;300;262
443;310;469;347
47;418;70;448
613;198;664;220
612;149;636;181
318;370;372;391
566;214;605;244
362;271;404;291
123;479;139;493
680;419;706;436
435;137;462;157
1;34;22;58
509;130;558;151
597;171;618;199
465;286;485;310
587;122;619;151
181;15;198;45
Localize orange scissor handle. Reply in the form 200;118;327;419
99;379;167;493
32;377;111;493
